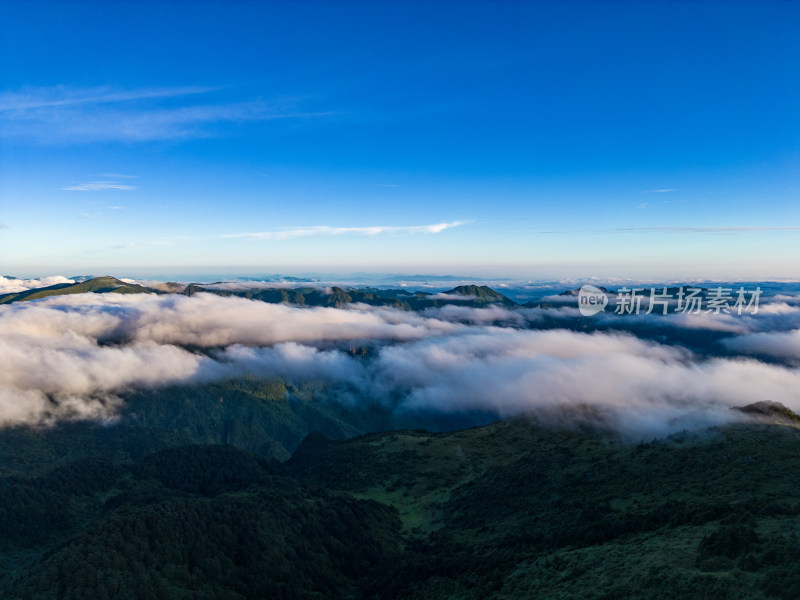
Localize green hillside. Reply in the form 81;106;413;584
0;276;154;304
0;378;489;477
184;282;517;310
288;417;800;599
3;409;800;598
446;284;517;305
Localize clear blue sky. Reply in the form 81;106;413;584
1;0;798;280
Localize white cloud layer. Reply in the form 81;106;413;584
0;276;75;294
1;292;798;434
724;329;800;360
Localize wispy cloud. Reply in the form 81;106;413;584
642;189;675;193
223;221;466;240
0;85;332;144
63;181;138;191
538;225;800;235
0;85;215;112
614;226;800;233
111;239;174;249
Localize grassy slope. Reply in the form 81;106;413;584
0;276;154;304
3;404;800;597
287;418;800;599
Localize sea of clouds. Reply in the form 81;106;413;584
1;286;799;436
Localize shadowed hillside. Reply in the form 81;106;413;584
4;411;800;599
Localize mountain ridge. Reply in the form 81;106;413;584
0;276;154;304
0;276;517;309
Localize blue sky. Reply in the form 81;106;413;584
1;0;798;280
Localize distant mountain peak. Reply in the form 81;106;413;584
444;285;516;305
735;401;800;425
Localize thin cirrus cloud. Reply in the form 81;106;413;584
613;226;800;234
0;85;332;143
0;85;216;111
63;181;138;191
642;189;675;193
539;225;800;235
224;221;467;240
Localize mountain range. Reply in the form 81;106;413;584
0;276;517;310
